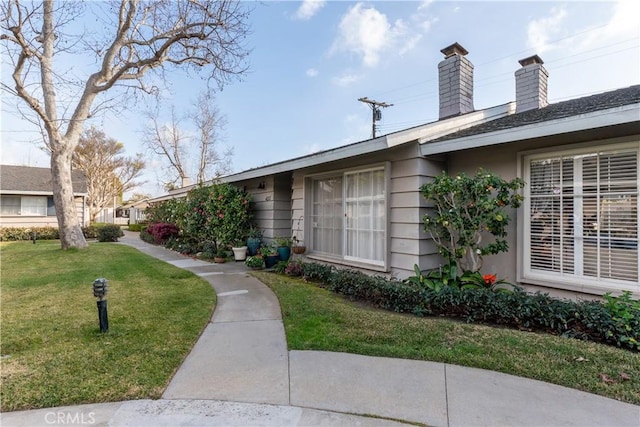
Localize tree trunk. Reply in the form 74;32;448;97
51;142;88;249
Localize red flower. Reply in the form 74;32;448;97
218;213;224;219
483;274;497;286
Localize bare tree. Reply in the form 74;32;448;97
193;91;233;184
1;0;250;249
144;90;232;189
72;126;145;222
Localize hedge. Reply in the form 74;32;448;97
285;262;639;351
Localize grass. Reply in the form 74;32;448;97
0;241;215;412
253;271;640;405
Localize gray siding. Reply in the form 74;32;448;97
236;173;292;243
289;142;444;279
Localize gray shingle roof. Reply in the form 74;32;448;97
0;165;87;193
428;85;640;143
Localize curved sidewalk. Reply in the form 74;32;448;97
2;232;639;426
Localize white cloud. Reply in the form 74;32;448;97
294;0;326;21
330;3;394;67
306;68;319;77
330;2;438;67
526;6;568;53
331;73;362;87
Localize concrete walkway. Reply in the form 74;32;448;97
2;232;639;426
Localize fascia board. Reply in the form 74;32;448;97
420;103;640;156
222;138;389;183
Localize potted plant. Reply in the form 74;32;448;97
274;236;292;262
231;239;248;261
245;255;264;270
214;247;227;263
246;226;262;256
260;244;280;269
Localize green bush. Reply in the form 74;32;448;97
96;225;124;242
0;227;60;241
127;223;145;232
290;262;639;351
301;262;335;283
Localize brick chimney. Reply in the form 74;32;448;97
438;42;474;119
515;55;548;113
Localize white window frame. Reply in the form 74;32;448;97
519;139;639;294
306;164;389;270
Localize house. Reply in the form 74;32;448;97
116;198;150;225
149;43;639;298
0;165;89;228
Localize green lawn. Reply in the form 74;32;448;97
253;272;640;405
0;241;215;412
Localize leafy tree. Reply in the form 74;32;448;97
73;127;145;222
1;0;250;249
421;170;525;273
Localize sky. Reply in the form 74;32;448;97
1;0;639;199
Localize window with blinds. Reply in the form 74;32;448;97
524;146;639;288
310;167;387;266
0;196;49;216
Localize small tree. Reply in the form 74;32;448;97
421;170;525;273
73;127;145;222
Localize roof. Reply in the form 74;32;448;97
147;102;514;203
0;165;88;194
428;85;640;144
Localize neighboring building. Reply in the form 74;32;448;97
0;165;89;228
148;43;640;298
117;198;150;225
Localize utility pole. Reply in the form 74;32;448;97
358;97;393;138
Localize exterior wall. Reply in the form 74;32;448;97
235;173;292;243
389;154;445;278
0;196;88;228
445;130;639;298
291;142;444;279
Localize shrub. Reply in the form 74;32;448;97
96;225;124;242
145;223;180;244
288;261;639;351
274;260;289;274
284;260;304;277
128;223;145;232
140;228;155;244
421;170;524;272
301;262;335;283
245;256;264;269
0;227;60;241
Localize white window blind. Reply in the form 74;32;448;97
21;196;47;216
1;196;21;215
525;147;638;287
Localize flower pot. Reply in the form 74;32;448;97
232;246;248;261
292;246;306;255
214;257;226;264
277;246;291;262
247;237;261;256
264;254;279;269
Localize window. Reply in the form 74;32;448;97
310;167;387;267
0;195;52;216
1;196;20;215
523;145;639;290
